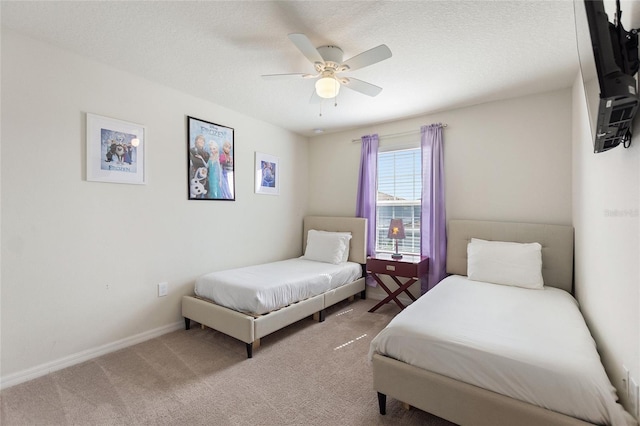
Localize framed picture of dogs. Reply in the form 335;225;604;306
86;113;146;184
187;116;235;201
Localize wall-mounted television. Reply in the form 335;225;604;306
575;0;639;153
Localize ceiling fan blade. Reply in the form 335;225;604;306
341;77;383;97
340;44;392;71
261;73;308;80
288;33;324;65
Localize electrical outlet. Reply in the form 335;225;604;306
631;377;639;418
624;365;630;397
158;282;168;297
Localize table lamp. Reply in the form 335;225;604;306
387;218;406;259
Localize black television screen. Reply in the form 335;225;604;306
575;0;639;153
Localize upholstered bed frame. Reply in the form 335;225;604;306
372;219;589;426
182;216;367;358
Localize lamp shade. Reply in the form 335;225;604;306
387;219;406;239
315;77;340;99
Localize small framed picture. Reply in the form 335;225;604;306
86;113;145;184
255;152;279;195
187;116;235;201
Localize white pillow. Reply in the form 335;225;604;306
325;231;352;263
302;230;352;264
467;238;544;289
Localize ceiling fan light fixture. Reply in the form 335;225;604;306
315;77;340;99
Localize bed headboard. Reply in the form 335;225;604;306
303;216;367;264
447;220;574;293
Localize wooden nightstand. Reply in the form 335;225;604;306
366;254;429;313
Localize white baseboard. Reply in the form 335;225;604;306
0;320;184;390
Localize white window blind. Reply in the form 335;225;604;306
376;148;422;254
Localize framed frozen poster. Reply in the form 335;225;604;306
86;113;145;184
255;152;279;195
187;116;235;200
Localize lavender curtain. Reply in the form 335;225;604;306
356;134;378;285
420;124;447;293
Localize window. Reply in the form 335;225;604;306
376;148;421;254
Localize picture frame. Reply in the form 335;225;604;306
255;152;279;195
86;113;145;184
187;116;235;201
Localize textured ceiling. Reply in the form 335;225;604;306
2;1;580;137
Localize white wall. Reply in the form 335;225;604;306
308;89;573;300
572;72;640;413
0;30;309;386
308;90;572;224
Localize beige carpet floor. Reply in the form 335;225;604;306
1;298;455;425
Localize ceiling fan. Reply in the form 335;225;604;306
262;33;392;101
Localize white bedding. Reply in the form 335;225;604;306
368;275;634;426
195;258;362;315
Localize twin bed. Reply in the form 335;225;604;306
369;220;635;426
181;216;367;358
183;216;634;425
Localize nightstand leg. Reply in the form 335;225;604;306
368;273;407;312
391;276;417;301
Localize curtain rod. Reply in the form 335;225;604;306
351;124;448;143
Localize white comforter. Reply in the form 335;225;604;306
195;258;362;315
369;275;635;426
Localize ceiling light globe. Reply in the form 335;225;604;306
315;77;340;99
